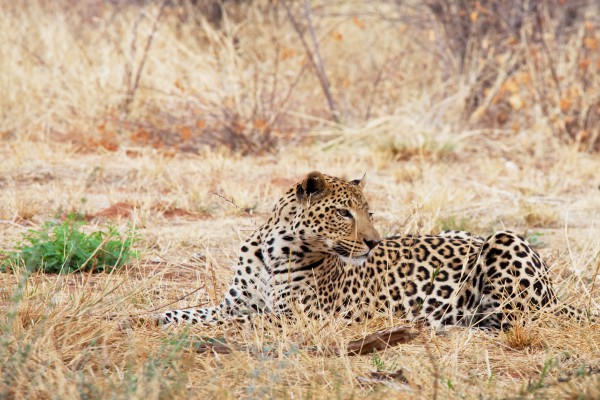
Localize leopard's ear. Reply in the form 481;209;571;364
350;173;366;189
297;171;329;203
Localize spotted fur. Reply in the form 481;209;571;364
157;171;594;329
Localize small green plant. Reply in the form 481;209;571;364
526;357;557;393
372;349;385;371
372;349;397;372
526;231;545;248
1;214;136;273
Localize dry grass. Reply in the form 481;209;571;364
1;0;600;398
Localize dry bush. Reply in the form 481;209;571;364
2;0;599;154
421;0;600;150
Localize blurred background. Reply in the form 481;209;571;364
1;0;598;154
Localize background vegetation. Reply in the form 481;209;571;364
0;0;599;398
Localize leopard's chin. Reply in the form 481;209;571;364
339;253;369;266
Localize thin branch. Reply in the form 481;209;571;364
268;40;280;124
147;286;207;314
121;0;168;115
302;0;338;122
282;0;339;123
0;219;29;228
365;54;391;120
108;285;207;321
270;60;311;132
212;192;258;227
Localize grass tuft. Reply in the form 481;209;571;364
501;323;542;351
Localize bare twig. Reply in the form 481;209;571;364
149;286;207;313
121;0;168;115
108;285;207;321
535;8;562;100
0;219;29;228
282;0;339;123
301;0;338;121
270;60;311;131
212;192;258;227
365;53;392;120
268;39;280;125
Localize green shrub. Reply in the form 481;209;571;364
1;214;136;273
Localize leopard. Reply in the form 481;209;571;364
155;171;594;330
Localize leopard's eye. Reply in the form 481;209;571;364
337;209;353;219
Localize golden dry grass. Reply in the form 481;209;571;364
1;1;600;398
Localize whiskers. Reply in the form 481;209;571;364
333;240;370;264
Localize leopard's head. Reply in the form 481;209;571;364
293;171;381;264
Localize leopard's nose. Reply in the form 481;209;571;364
364;238;380;250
